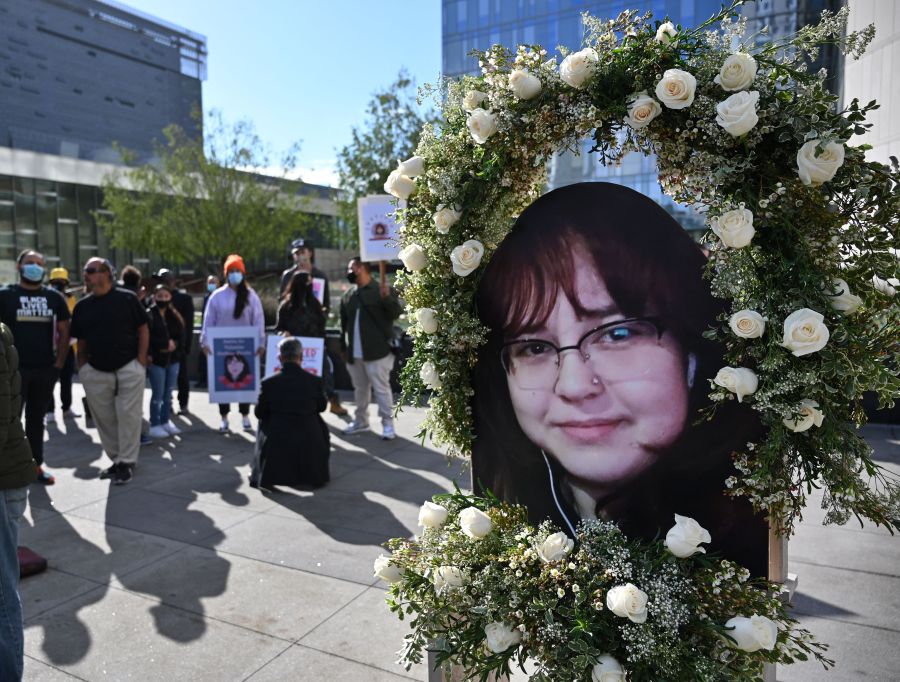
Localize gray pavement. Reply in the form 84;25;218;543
16;384;900;681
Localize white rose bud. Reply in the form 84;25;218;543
797;139;845;186
655;21;677;44
432;204;462;234
591;655;626;682
711;208;755;249
559;48;599;89
450;239;485;277
714;367;759;403
716;90;760;137
398;243;427;272
484;622;522;653
396;155;425;178
509;68;542;100
418;500;449;528
419;361;442;389
872;275;898;297
714;53;758;91
536;532;574;563
458;506;492;539
467;108;498;144
384;169;416;200
606;583;648;623
783;399;824;433
729;310;766;339
624;91;662;130
655;68;696;110
827;278;862;314
415;308;438;334
781;308;829;357
462;89;488;112
373;554;402;583
724;615;778;652
433;565;466;592
665;514;712;558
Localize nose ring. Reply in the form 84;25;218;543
591;376;600;385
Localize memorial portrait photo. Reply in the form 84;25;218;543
472;182;768;576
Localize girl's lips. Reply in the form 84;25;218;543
553;419;624;443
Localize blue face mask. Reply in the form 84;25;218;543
21;263;44;282
207;283;217;293
227;272;243;286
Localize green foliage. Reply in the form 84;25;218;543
99;109;315;273
335;70;436;246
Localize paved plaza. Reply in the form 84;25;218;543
15;384;900;681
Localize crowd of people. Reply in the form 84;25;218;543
0;238;404;679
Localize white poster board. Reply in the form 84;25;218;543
358;194;402;263
312;276;325;305
264;335;325;378
206;326;260;404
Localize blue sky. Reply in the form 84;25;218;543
123;0;442;186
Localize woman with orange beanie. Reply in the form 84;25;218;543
200;254;265;432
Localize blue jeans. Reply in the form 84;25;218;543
0;486;28;681
148;362;179;426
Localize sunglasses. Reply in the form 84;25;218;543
83;267;107;275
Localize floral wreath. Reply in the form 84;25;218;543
386;2;898;536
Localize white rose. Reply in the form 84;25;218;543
714;367;759;403
373;554;402;583
624;91;662;130
724;615;778;652
714;53;758;91
432;204;462;234
396;155;425;178
433;565;466;592
559;48;598;89
711;208;755;248
484;622;522;653
797;139;845;186
536;532;574;563
467;109;498;144
509;68;542;100
458;506;492;539
654;68;696;110
398;243;427;272
873;275;898;297
384;169;416;200
826;278;862;314
415;308;438;334
591;655;625;682
781;308;829;357
664;514;712;558
716;90;760;137
462;89;488;112
419;361;441;389
783;399;824;433
418;500;449;528
729;310;766;339
450;239;485;277
655;21;677;44
606;583;648;623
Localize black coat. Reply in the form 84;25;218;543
254;363;329;488
172;290;195;356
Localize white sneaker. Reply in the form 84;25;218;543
219;418;229;433
343;421;370;435
381;424;396;441
148;425;169;439
164;421;182;435
242;416;253;431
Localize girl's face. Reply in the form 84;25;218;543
504;253;690;495
226;357;243;379
155;291;172;306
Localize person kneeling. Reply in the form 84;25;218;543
251;338;330;489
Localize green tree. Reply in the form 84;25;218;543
336;70;434;245
99;110;313;273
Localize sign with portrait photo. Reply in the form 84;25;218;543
264;334;325;379
470;182;768;578
206;326;260;404
311;277;326;305
357;194;402;263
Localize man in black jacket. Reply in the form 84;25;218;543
157;270;194;413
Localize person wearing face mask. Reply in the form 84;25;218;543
156;269;194;414
146;285;186;439
45;268;78;422
197;275;220;389
200;255;265;433
0;251;71;485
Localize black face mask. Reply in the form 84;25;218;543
346;272;357;284
51;282;66;292
157;300;170;308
